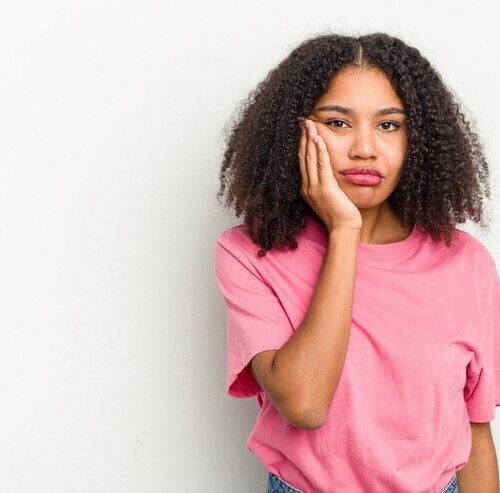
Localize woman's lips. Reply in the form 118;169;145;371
343;174;382;186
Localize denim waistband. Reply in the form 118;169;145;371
267;471;458;493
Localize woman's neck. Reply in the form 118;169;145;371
358;202;411;245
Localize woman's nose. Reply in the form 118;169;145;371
348;129;378;160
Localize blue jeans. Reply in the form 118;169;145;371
267;471;458;492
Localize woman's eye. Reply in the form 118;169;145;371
325;119;349;129
324;119;400;131
379;121;400;131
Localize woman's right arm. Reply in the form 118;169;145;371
251;117;362;430
251;226;359;430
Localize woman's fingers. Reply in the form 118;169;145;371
313;132;335;186
298;123;308;192
297;118;362;232
298;118;335;199
305;119;319;189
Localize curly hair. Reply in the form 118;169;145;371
215;31;491;257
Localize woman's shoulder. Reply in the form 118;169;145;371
451;227;496;267
453;226;489;250
216;224;255;253
217;213;322;248
215;224;276;268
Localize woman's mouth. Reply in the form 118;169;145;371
342;174;382;186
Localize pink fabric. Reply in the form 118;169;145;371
214;212;500;493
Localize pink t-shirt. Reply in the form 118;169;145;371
214;212;500;493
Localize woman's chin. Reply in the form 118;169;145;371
348;195;386;209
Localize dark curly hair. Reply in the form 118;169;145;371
215;31;492;257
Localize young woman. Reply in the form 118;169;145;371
214;32;500;493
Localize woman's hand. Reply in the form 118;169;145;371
298;118;362;234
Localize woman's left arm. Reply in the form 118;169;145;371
457;422;499;492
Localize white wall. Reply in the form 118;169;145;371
0;0;498;491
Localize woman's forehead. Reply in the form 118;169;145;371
315;68;404;112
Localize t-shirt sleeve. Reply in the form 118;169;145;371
214;234;295;399
464;247;500;422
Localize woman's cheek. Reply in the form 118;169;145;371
324;138;347;163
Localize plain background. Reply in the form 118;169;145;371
1;1;499;491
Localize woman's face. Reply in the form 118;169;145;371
307;67;408;209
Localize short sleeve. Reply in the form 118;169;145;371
214;234;294;399
464;248;500;422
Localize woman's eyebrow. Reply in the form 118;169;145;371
316;105;406;116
